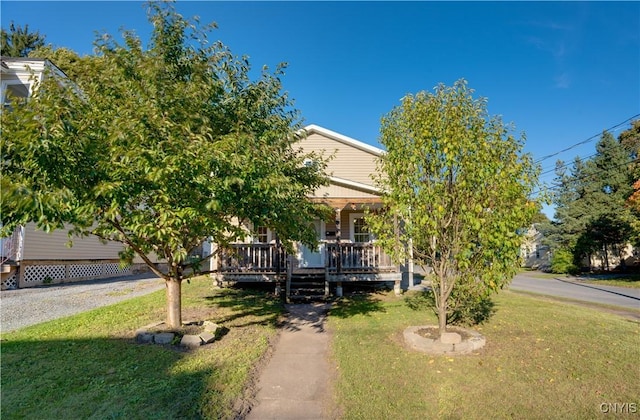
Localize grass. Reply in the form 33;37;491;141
0;277;284;419
579;273;640;289
328;290;640;419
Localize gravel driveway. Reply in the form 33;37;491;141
1;273;166;333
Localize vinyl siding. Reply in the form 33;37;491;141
299;132;379;186
20;223;157;263
313;184;379;199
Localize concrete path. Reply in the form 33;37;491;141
247;303;336;420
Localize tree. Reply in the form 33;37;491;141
547;131;635;270
1;22;46;57
1;2;329;329
369;80;538;337
619;120;640;246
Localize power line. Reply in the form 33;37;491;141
530;157;638;198
539;152;598;177
533;114;639;164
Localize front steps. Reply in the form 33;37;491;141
287;272;328;302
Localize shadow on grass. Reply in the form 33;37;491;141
329;292;387;319
204;284;285;328
0;336;219;419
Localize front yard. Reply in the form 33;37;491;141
1;278;638;419
329;290;640;419
0;277;283;419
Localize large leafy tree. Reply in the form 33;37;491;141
369;80;538;337
1;2;329;328
1;22;46;57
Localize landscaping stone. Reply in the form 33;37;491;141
440;332;462;344
203;321;220;333
199;331;216;344
154;332;175;345
181;334;203;348
136;332;154;344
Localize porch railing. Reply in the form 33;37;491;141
1;227;22;265
218;244;287;274
326;242;395;273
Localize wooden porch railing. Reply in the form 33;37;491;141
326;242;395;273
1;227;21;265
218;244;287;274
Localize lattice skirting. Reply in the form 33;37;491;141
1;271;18;290
18;261;134;287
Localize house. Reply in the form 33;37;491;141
520;224;551;270
0;57;156;289
212;125;410;298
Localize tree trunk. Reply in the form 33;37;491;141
166;278;182;329
438;281;447;337
438;302;447;338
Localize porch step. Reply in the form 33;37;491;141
288;274;327;302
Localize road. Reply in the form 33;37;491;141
509;273;640;311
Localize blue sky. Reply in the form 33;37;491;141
2;1;639;216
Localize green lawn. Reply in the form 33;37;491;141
0;277;283;419
329;290;640;419
3;279;638;419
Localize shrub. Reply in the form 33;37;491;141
550;248;578;274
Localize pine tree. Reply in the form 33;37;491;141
1;22;46;57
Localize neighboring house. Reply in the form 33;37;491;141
212;125;410;297
0;57;156;289
519;223;640;272
520;224;551;271
580;243;640;272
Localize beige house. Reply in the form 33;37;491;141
213;124;407;298
2;57;405;293
520;225;551;270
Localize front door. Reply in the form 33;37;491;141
298;220;325;268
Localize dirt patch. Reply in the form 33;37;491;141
415;326;476;341
404;325;486;355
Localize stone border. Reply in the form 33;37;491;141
135;320;221;349
403;325;486;355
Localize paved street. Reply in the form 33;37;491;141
510;273;640;310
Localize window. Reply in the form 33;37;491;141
255;226;268;243
352;216;370;243
2;81;30;108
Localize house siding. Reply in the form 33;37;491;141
314;184;379;199
20;223;154;264
300;132;379;186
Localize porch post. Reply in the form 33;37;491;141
407;236;414;288
286;255;293;303
335;208;342;274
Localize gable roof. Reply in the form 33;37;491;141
303;124;384;157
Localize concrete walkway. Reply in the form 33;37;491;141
246;303;336;420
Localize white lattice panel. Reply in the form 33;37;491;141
105;263;131;276
69;264;103;278
23;265;65;283
2;272;17;289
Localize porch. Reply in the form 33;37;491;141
216;242;403;298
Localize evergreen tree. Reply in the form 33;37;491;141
1;22;46;57
549;131;634;270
